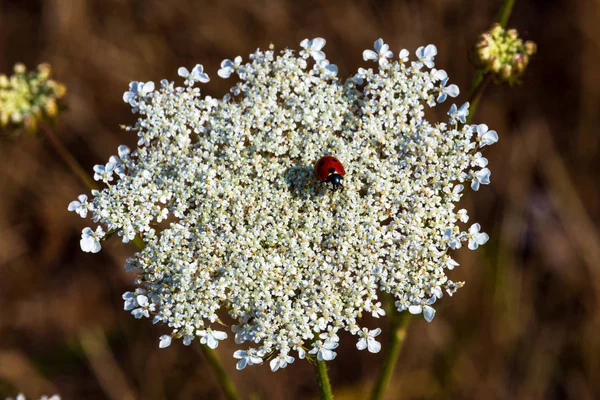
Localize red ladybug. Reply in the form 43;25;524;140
314;155;345;191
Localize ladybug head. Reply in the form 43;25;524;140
326;172;344;191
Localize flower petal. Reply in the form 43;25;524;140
423;306;436;322
363;49;378;61
159;335;172;348
356;338;367;350
177;67;190;78
311;37;326;51
367;339;381;353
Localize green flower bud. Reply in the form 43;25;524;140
472;23;537;85
0;63;66;137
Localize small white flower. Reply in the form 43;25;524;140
444;184;463;202
444;228;463;250
122;81;155;104
198;328;228;349
467;223;489;250
471;167;491;191
300;37;327;61
233;349;265;370
423;305;436;322
294;344;306;360
178;64;210;83
475;124;499;147
398;49;409;63
457;209;469;223
93;162;116;183
416;44;437;68
434;70;459;103
315;59;338;76
319;326;340;343
448;102;470;124
159;335;172;348
356;327;382;353
80;226;103;253
371;302;386;318
353;67;368;85
122;291;136;310
309;340;338;361
269;353;295;372
363;38;393;67
118;145;131;159
446;257;460;270
218;56;243;79
472;152;488;168
129;293;154;319
68;194;89;218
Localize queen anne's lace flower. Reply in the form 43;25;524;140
80;226;103;253
363;38;394;66
356;327;382;353
68;194;89;218
449;102;470;124
69;37;497;370
300;38;327;61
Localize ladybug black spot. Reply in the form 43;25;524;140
329;168;336;174
319;160;325;167
332;158;338;162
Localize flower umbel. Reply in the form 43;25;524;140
69;38;497;370
472;23;537;85
0;63;66;136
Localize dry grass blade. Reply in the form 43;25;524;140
0;350;57;397
79;326;137;400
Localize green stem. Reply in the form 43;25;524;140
39;123;99;191
466;73;492;124
200;345;240;400
314;359;334;400
467;0;517;123
132;235;145;250
370;313;411;400
497;0;516;28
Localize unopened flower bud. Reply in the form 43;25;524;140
0;63;66;136
472;23;537;85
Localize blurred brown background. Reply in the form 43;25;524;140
1;0;599;399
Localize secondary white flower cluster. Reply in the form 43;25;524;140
69;37;497;371
5;395;60;400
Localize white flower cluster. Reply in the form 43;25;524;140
5;395;60;400
69;38;497;371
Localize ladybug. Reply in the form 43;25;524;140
314;155;345;191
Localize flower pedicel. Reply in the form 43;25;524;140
69;38;497;371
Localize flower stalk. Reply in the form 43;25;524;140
199;344;240;400
466;73;492;124
38;123;99;191
313;359;334;400
497;0;516;28
370;312;411;400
